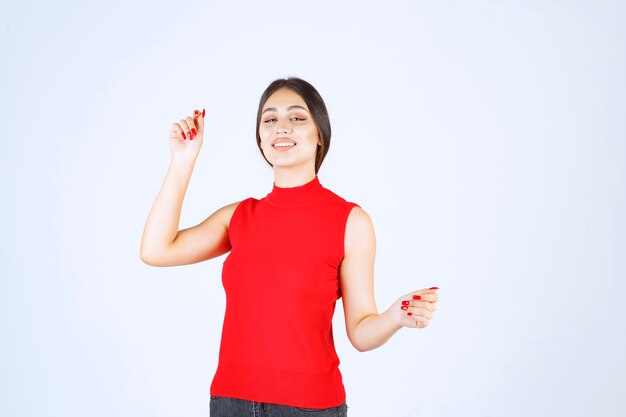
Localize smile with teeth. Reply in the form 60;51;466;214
273;143;296;148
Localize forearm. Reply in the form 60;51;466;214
140;157;195;259
352;306;402;352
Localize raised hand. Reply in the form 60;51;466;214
169;108;205;163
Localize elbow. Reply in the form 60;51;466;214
349;336;373;353
140;239;167;266
139;241;151;265
140;236;177;266
354;344;375;353
140;251;155;266
140;248;161;267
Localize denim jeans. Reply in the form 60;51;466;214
209;395;348;417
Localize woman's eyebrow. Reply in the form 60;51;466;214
262;105;309;114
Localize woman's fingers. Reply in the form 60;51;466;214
411;300;436;312
180;118;193;139
410;287;439;298
175;116;197;140
397;288;439;328
175;119;189;140
401;299;436;311
399;309;428;328
170;109;205;142
185;116;198;138
171;122;190;140
406;305;433;320
413;316;428;328
418;293;439;303
406;306;432;328
193;108;205;135
170;122;182;139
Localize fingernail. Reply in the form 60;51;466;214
191;128;197;137
412;295;421;300
402;301;409;306
194;110;199;115
401;306;408;310
430;287;439;290
182;131;186;140
202;108;205;117
407;312;413;316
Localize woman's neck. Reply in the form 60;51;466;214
272;168;317;188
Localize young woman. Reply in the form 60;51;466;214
140;77;440;416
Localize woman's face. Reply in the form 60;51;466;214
259;88;321;172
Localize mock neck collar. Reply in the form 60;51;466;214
266;175;324;205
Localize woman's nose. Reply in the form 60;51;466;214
275;118;291;134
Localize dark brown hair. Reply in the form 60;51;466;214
255;77;331;175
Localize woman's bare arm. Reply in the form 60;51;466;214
140;108;240;267
340;206;440;352
139;156;239;267
339;206;399;352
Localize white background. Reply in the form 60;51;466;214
1;1;624;416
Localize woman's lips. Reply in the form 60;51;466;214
272;143;296;151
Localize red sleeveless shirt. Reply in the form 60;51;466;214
209;175;360;408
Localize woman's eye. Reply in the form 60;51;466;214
263;117;305;123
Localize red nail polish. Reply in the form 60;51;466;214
430;287;439;290
202;108;205;117
402;301;409;305
191;128;197;137
401;306;408;310
181;131;186;139
412;295;421;300
407;312;413;316
194;110;198;115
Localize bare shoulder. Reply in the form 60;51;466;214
346;205;373;229
216;199;245;228
345;205;375;251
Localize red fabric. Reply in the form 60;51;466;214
210;175;360;408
